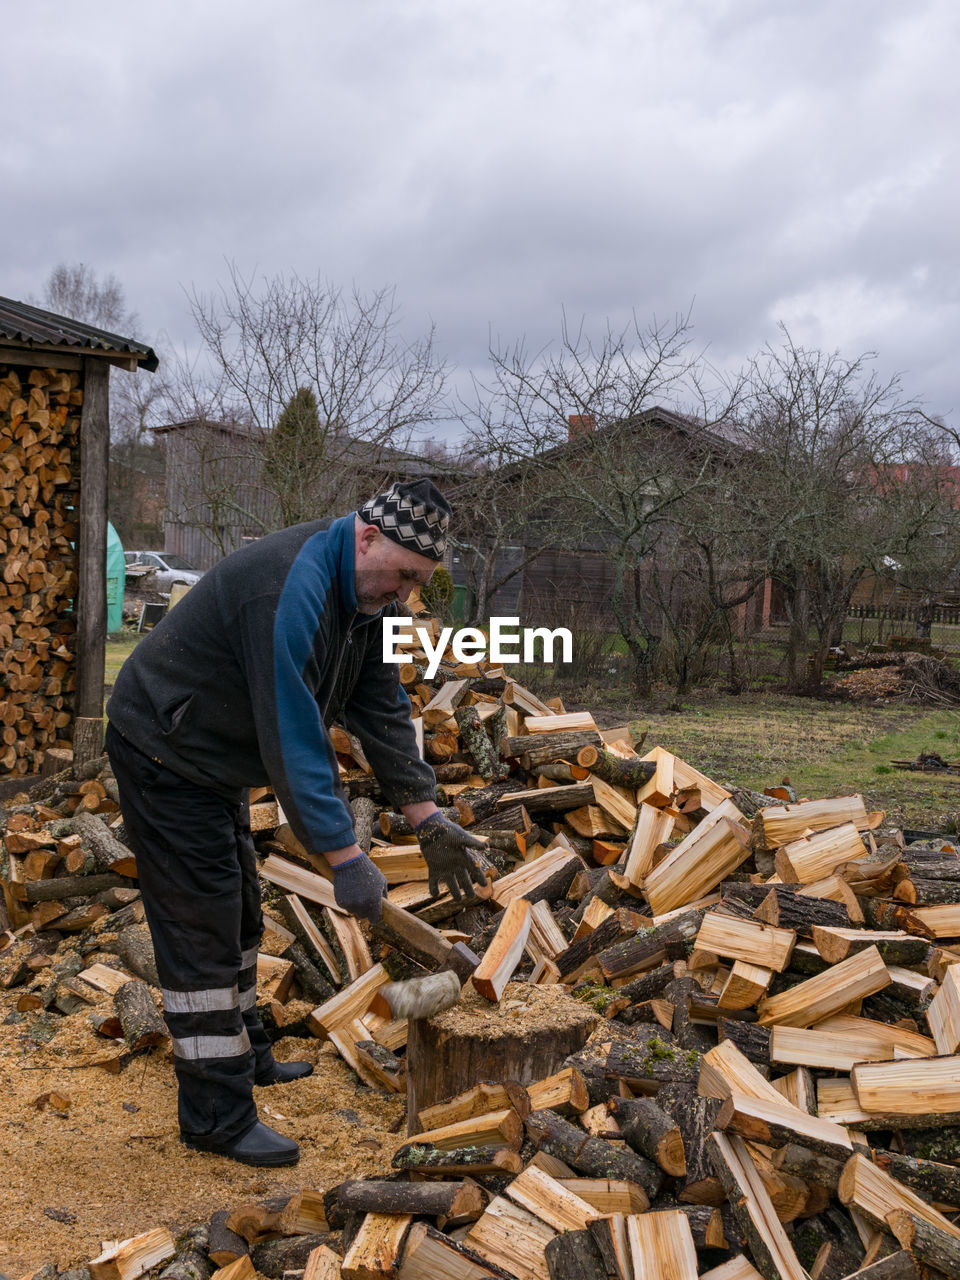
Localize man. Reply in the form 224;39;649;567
106;479;488;1167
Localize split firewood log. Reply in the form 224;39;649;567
100;923;159;986
68;812;137;875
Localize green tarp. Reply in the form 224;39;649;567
106;521;125;633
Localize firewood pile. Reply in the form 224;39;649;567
6;614;960;1275
0;365;81;776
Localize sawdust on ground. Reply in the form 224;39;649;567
0;1001;405;1274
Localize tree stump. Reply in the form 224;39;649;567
406;982;598;1134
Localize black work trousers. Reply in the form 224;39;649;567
105;724;277;1143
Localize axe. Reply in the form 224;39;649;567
369;898;481;1021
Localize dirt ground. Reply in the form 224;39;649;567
0;978;593;1273
0;1013;404;1274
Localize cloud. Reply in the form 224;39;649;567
3;0;958;422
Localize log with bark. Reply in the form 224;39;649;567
544;1228;608;1280
708;1131;808;1280
837;1152;960;1241
564;1023;702;1103
654;1083;725;1205
250;1233;339;1278
100;923;159;986
524;1107;664;1198
331;1178;486;1228
68;811;137;875
207;1211;249;1267
840;1251;920;1279
456;705;509;782
887;1209;960;1277
715;1090;854;1164
752;885;853;937
594;920;696;985
811;926;930;968
114;978;167;1052
391;1144;523;1177
501;729;603;772
607;1094;686;1175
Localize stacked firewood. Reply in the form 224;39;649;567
0;364;81;775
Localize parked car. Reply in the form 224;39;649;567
123;551;205;594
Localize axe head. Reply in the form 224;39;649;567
373;970;462;1021
446;940;481;983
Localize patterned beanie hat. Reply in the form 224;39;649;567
358;479;452;560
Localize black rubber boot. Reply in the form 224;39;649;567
181;1120;300;1166
255;1060;314;1086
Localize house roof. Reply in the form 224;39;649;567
0;295;159;371
151;417;261;439
450;404;738;498
540;404;740;463
152;416;473;481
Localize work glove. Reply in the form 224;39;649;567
332;853;388;923
415;811;489;900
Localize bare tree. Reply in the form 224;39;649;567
446;423;582;625
467;310;740;694
736;329;946;691
34;263;164;545
39;262;137;334
174;266;449;537
108;374;168;545
645;506;769;699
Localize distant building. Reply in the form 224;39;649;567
448;405;746;627
153;416;471;569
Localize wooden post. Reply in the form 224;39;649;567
75;357;110;765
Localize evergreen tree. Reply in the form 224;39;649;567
261;386;333;526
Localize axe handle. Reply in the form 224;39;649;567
377;898;454;969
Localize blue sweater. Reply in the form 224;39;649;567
107;515;437;854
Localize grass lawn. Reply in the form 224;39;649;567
104;631;143;693
621;694;960;831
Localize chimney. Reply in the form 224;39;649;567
567;413;596;440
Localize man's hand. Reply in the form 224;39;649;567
332;853;388;923
415;811;489;900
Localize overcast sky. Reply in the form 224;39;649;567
4;0;958;433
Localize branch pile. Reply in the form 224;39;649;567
832;651;960;707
